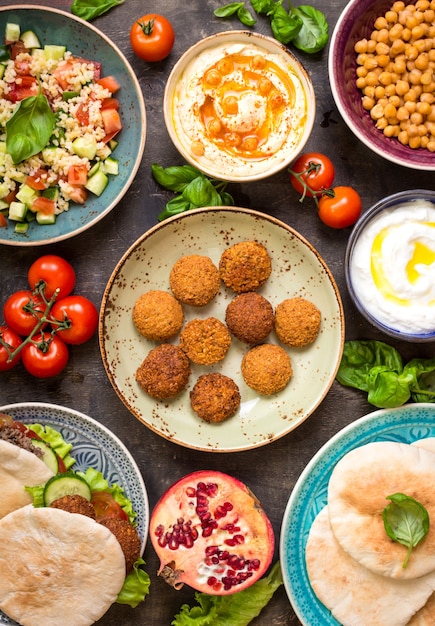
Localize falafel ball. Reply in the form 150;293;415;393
241;343;292;395
99;518;141;573
190;373;241;423
225;292;274;344
169;255;220;306
132;290;184;342
274;297;321;347
50;494;96;519
219;241;272;293
135;343;191;399
179;317;231;365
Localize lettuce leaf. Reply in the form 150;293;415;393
171;561;283;626
26;423;76;469
117;557;150;607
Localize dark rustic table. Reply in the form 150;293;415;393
0;0;434;624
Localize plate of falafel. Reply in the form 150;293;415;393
99;207;345;452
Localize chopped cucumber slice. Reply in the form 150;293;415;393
5;22;20;42
31;439;58;473
72;136;97;160
0;182;10;199
36;211;56;225
21;30;41;49
42;186;59;201
16;183;38;208
88;161;101;177
85;170;108;196
14;221;29;234
43;472;92;506
43;44;66;61
103;156;119;176
8;201;27;222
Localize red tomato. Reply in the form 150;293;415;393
28;255;76;300
50;295;98;345
289;152;335;198
6;75;38;102
0;213;7;228
96;76;121;94
91;491;128;522
21;332;69;378
101;107;122;135
318;186;362;229
67;164;88;186
3;290;46;336
130;14;175;62
0;326;22;371
26;168;49;190
31;196;56;215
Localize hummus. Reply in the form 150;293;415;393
350;200;435;334
170;41;311;178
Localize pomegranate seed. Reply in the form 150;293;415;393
186;487;196;497
154;524;164;537
224;501;233;511
207;576;218;587
205;545;219;556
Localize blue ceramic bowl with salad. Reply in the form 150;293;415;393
0;5;146;246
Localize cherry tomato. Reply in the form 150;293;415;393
21;332;69;378
91;491;128;522
0;326;22;371
318;186;362;229
3;290;46;336
289;152;335;198
130;14;175;62
28;255;76;300
50;295;99;345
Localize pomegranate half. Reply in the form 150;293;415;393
150;470;274;595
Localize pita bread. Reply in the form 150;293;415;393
306;506;435;626
412;438;435;455
328;441;435;579
408;592;435;625
0;504;126;626
0;440;54;519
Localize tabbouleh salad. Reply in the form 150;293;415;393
0;22;122;233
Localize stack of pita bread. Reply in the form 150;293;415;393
306;438;435;626
0;439;128;626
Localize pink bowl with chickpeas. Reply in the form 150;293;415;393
329;0;435;170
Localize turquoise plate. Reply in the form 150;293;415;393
0;401;149;626
0;6;146;246
279;403;435;625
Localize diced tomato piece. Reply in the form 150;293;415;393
6;75;38;102
26;169;49;191
3;187;18;205
75;101;90;126
0;213;7;228
101;107;122;135
68;185;88;204
31;196;56;215
68;164;88;186
101;97;120;111
97;75;120;94
52;60;75;91
9;41;27;59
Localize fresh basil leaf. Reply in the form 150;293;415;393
214;2;245;18
6;91;55;164
270;5;303;44
405;358;435;403
219;190;236;206
71;0;125;21
237;5;257;26
366;366;412;408
383;493;429;569
158;195;191;222
336;340;403;392
250;0;276;14
152;163;201;192
291;5;329;54
182;176;222;207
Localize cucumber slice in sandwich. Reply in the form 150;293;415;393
43;472;92;506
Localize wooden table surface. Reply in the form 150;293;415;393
0;0;434;624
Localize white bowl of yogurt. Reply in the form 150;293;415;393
345;190;435;342
163;31;315;182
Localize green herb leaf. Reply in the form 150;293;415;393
250;0;276;14
214;2;245;18
383;493;430;569
237;5;257;26
172;561;283;626
291;6;329;54
366;365;413;408
270;5;303;44
405;357;435;403
6;90;55;164
182;176;222;207
158;195;192;221
336;340;403;392
152;163;202;192
71;0;125;21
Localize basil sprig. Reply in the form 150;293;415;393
6;90;55;164
215;0;329;53
336;339;435;408
71;0;125;21
383;493;430;569
152;163;235;222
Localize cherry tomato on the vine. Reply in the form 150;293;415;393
21;332;69;378
50;295;99;345
130;14;175;62
3;290;45;336
318;186;362;229
0;326;22;371
91;491;129;522
28;255;76;300
289;152;335;198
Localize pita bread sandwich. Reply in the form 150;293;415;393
306;506;435;626
327;441;435;579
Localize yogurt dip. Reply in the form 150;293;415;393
169;39;313;179
349;200;435;335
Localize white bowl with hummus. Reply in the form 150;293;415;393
163;31;315;182
345;189;435;342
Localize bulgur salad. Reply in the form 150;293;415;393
0;22;122;233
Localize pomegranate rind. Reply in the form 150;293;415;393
150;470;274;595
